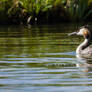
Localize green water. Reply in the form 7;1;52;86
0;24;92;92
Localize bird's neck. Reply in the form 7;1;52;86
76;38;91;54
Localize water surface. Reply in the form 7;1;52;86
0;24;92;92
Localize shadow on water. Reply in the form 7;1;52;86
0;24;92;92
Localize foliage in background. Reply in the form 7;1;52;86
0;0;92;24
65;0;92;21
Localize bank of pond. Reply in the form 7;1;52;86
0;0;92;25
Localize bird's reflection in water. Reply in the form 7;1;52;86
76;58;92;72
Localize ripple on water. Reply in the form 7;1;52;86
0;24;92;92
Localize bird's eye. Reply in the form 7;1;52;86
77;26;83;32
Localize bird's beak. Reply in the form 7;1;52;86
68;32;77;36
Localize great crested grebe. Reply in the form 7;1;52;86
69;25;92;59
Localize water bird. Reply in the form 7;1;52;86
69;25;92;59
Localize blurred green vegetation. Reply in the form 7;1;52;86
0;0;92;24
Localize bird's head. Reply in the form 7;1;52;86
68;25;91;39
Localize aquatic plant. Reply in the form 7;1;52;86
8;1;26;24
0;0;12;24
0;0;92;24
65;0;92;21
